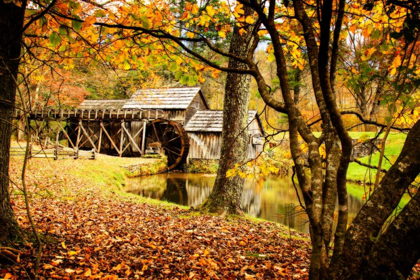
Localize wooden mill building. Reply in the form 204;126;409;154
184;110;264;160
76;87;264;169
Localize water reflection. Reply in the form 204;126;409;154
126;173;364;233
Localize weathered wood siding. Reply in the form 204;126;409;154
187;133;221;159
166;110;185;123
131;121;143;152
248;118;263;158
187;132;263;160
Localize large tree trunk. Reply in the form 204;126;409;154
0;1;26;244
331;119;420;279
198;8;254;215
362;189;420;280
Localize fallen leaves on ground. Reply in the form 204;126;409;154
4;156;308;279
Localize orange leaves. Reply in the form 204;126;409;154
389;55;402;75
4;155;311;280
82;16;96;29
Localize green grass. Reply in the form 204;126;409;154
347;132;407;182
265;131;408;183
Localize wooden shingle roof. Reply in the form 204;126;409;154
78;100;126;110
185;110;262;133
123;87;208;110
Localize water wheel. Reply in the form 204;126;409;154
145;119;189;170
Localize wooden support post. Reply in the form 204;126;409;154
121;122;143;156
55;128;59;160
75;121;82;156
119;120;124;157
141;120;147;155
98;122;103;153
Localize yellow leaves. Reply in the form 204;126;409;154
198;73;205;83
61;242;67;249
226;168;236;178
205;6;215;17
258;30;268;36
319;144;326;159
299;143;308;153
192;4;199;14
245;16;254;24
233;4;244;18
218;31;226;38
84;268;92;277
123;60;131;70
361;47;376;61
186;32;195;39
238;28;246;36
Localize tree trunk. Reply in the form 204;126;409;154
0;1;26;244
362;189;420;280
198;8;254;215
331;119;420;279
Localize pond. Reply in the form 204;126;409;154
125;173;365;233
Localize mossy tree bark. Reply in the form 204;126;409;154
198;8;255;215
0;1;27;245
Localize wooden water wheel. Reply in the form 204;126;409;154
145;119;190;170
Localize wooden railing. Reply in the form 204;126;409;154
14;108;168;121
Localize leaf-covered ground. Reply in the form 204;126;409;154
1;156;310;279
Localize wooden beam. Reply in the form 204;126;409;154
75;121;82;149
79;122;98;151
100;122;121;155
141;120;147;154
119;121;125;157
121;123;143;156
55;127;59;160
97;123;103;153
56;121;76;149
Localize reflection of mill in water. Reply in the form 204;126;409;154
126;174;366;233
163;176;213;206
160;175;262;210
126;173;262;210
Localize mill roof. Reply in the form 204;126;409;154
78;99;126;110
122;87;209;110
185;110;264;134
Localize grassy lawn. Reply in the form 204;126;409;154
347;132;408;182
